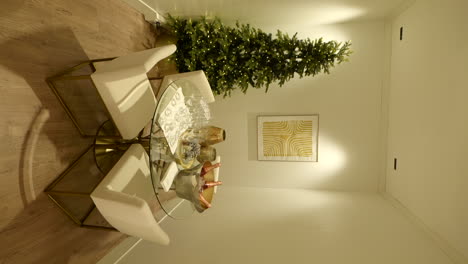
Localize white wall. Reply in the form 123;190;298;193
386;0;468;262
117;188;453;264
143;0;406;30
209;21;386;192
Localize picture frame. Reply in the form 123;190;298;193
257;115;319;161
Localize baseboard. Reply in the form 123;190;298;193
382;192;468;264
119;0;165;22
378;20;392;194
96;237;141;264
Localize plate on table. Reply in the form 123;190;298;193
174;140;199;170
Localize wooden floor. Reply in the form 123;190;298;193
0;0;170;263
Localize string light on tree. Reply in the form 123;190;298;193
167;15;351;97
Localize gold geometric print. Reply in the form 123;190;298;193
262;120;313;157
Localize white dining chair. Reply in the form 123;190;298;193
90;143;170;245
91;44;177;140
157;70;215;103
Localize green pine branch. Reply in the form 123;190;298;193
166;15;352;97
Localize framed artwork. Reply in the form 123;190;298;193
257;115;319;161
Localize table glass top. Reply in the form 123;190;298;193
149;79;212;219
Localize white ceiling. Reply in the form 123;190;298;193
149;0;409;29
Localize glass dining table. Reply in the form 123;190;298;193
148;78;213;219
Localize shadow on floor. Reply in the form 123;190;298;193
0;193;126;264
0;26;127;263
0;27;109;207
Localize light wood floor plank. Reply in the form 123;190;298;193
0;0;168;263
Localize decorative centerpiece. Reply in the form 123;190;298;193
176;125;225;166
152;79;227;213
173;125;226;212
174;161;222;212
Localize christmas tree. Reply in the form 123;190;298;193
166;16;352;97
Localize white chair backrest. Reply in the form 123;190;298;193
159;70;215;103
91;45;177;139
91;144;170;245
97;45;177;74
